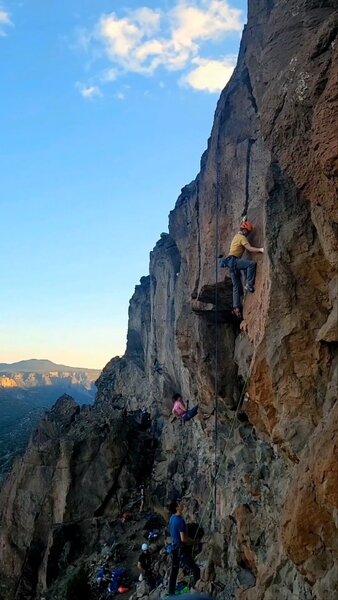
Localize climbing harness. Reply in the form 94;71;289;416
219;255;237;270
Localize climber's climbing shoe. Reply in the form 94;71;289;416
244;284;255;293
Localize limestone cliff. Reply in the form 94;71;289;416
0;1;337;599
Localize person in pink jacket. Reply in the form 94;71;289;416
172;393;198;422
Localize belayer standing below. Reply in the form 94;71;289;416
168;499;200;595
221;221;264;319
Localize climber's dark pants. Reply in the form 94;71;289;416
230;258;256;307
144;570;156;590
182;405;198;422
168;546;200;594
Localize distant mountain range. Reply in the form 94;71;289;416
0;359;102;486
0;358;100;375
0;359;100;390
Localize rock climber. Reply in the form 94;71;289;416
168;499;200;595
172;393;198;422
138;543;155;589
221;221;264;319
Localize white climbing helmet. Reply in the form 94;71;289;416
141;543;149;551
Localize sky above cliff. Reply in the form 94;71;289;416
1;0;246;369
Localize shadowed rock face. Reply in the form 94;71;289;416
1;395;123;544
0;396;156;599
0;1;337;599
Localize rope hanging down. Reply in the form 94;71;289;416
210;132;255;527
214;139;222;525
194;372;251;542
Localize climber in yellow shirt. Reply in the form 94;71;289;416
221;222;264;319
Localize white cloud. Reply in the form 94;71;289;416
77;84;102;99
182;57;236;92
134;39;164;63
170;1;242;45
116;91;125;100
0;7;12;36
131;7;162;34
86;1;243;92
99;14;143;59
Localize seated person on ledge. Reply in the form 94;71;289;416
172;393;198;422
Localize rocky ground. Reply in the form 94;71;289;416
45;509;168;600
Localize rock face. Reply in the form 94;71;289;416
0;364;99;486
0;395;156;599
0;1;337;599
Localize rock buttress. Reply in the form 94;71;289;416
0;1;337;599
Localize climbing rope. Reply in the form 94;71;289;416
214;133;222;526
191;135;258;560
194;371;251;542
244;138;255;217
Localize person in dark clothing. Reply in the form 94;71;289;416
138;543;155;589
168;499;200;595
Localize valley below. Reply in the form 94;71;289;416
0;361;100;485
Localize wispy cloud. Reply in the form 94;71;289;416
81;1;243;93
76;83;102;99
0;6;12;37
100;68;118;83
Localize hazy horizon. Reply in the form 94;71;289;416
0;357;103;372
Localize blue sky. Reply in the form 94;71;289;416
0;1;246;369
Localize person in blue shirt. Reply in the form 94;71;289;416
168;499;200;595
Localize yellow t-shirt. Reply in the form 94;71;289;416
229;233;248;258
